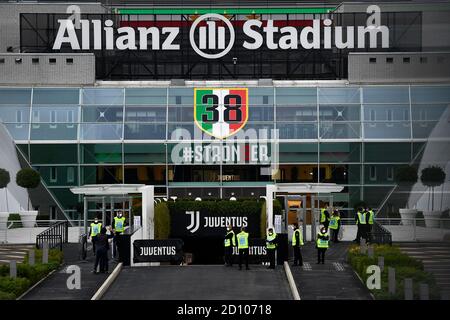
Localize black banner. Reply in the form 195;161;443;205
133;239;184;263
170;210;260;238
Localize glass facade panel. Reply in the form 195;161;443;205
124;123;166;140
319;105;360;121
320;122;361;139
30;144;78;164
82;88;124;105
275;88;317;104
30;124;78;140
279;143;318;163
319;143;361;163
125;88;167;105
318;87;360;104
364;143;411;163
81;144;122;164
410;86;450;103
82;105;123;122
33;88;79;104
248;87;274;105
278;122;317;139
125;106;166;122
3;123;29;140
124;144;166;164
80;123;123;140
276;106;316;121
362;86;410;104
168;88;194;105
0;105;30;123
0;88;31;104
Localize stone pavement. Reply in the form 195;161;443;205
290;241;373;300
399;242;450;299
103;265;293;300
0;244;34;264
21;243;116;300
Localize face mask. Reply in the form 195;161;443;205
227;227;231;231
94;220;98;223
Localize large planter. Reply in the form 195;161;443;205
423;211;442;228
399;209;418;226
19;210;38;228
0;212;9;230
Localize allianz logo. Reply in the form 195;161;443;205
186;211;248;233
139;246;177;256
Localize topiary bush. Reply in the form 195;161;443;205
154;202;170;239
16;168;41;189
395;165;418;186
0;168;11;212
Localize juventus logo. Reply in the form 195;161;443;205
186;211;200;233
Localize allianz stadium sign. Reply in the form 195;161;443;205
53;5;389;59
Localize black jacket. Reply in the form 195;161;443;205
95;233;114;251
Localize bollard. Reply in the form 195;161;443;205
404;278;413;300
419;283;429;300
10;260;17;278
360;238;367;254
368;245;374;258
388;267;396;295
28;249;35;266
378;256;384;272
42;242;49;264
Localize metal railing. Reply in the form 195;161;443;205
36;221;69;251
368;221;393;245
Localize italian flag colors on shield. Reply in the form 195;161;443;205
194;88;248;139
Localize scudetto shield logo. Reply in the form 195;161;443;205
194;88;248;139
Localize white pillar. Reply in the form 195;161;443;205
140;186;154;239
266;185;276;230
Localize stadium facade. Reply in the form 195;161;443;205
0;0;449;222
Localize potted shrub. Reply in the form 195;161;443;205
395;165;418;226
16;168;41;228
0;168;11;230
420;166;446;228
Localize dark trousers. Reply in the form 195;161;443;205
94;248;108;272
224;246;233;266
267;248;276;268
366;224;373;242
322;220;329;231
317;248;327;264
238;248;249;270
356;224;367;242
330;228;340;242
91;236;98;254
113;232;122;259
293;246;303;266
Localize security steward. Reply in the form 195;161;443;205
112;211;126;260
366;207;375;243
266;228;278;269
291;223;304;267
320;207;330;231
354;207;367;243
236;227;250;270
89;217;102;255
316;227;330;264
224;224;236;267
329;209;341;243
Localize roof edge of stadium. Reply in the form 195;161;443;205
94;80;351;87
114;7;336;15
